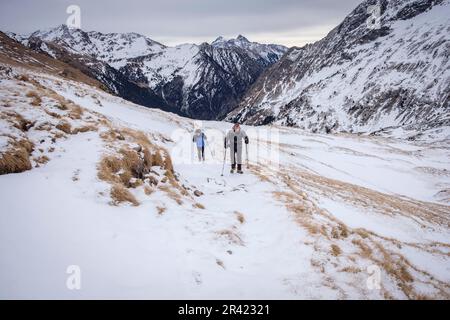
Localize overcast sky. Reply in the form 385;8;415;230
0;0;362;47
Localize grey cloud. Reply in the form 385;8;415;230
0;0;362;46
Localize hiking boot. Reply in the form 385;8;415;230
237;170;244;174
230;168;235;174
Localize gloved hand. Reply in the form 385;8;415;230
244;136;249;144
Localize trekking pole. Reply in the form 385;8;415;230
221;147;227;176
221;138;227;176
245;143;249;169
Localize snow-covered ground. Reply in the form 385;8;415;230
0;66;449;299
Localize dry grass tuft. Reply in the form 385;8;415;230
68;103;83;120
110;184;139;206
340;266;361;273
5;112;34;132
56;121;72;134
156;206;166;215
351;239;372;258
193;203;205;209
234;211;245;224
355;228;370;239
159;185;183;205
0;139;34;175
72;125;97;134
44;110;62;119
17;74;30;82
26;91;42;106
216;229;244;246
98;127;184;207
331;244;342;256
144;185;154;195
34;155;49;165
331;224;349;239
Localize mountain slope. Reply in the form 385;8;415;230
7;29;174;113
10;26;288;119
227;0;450;134
1;46;450;298
211;34;287;66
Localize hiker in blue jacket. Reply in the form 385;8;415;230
193;129;207;162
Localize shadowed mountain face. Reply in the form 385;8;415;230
8;25;287;119
226;0;449;134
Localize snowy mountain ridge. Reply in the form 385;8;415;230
211;34;287;66
227;0;450;134
9;25;288;120
9;24;166;69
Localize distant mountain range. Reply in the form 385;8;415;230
3;0;449;134
7;26;287;119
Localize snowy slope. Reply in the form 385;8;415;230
1;61;449;299
228;0;450;134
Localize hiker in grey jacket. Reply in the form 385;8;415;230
193;129;207;161
225;123;249;174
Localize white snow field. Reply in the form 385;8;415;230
0;66;449;299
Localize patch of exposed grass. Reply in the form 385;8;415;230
193;203;205;209
98;126;185;207
0;139;34;175
110;184;139;206
216;229;244;246
56;121;72;134
234;211;245;224
331;244;342;256
26;90;41;106
72;125;97;134
156;206;166;215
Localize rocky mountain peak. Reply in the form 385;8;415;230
226;0;450;134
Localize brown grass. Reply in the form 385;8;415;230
55;102;68;110
216;229;244;246
44;110;62;119
34;155;49;165
72;125;97;134
110;184;139;206
331;244;342;256
98;126;185;207
216;259;225;269
331;224;349;239
26;91;41;106
5;112;34;132
159;185;183;205
340;266;361;273
17;74;30;82
144;185;154;195
156;206;166;215
253;152;450;298
0;139;34;175
351;239;373;259
68;103;83;120
234;211;245;224
56;121;72;134
193;203;205;209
